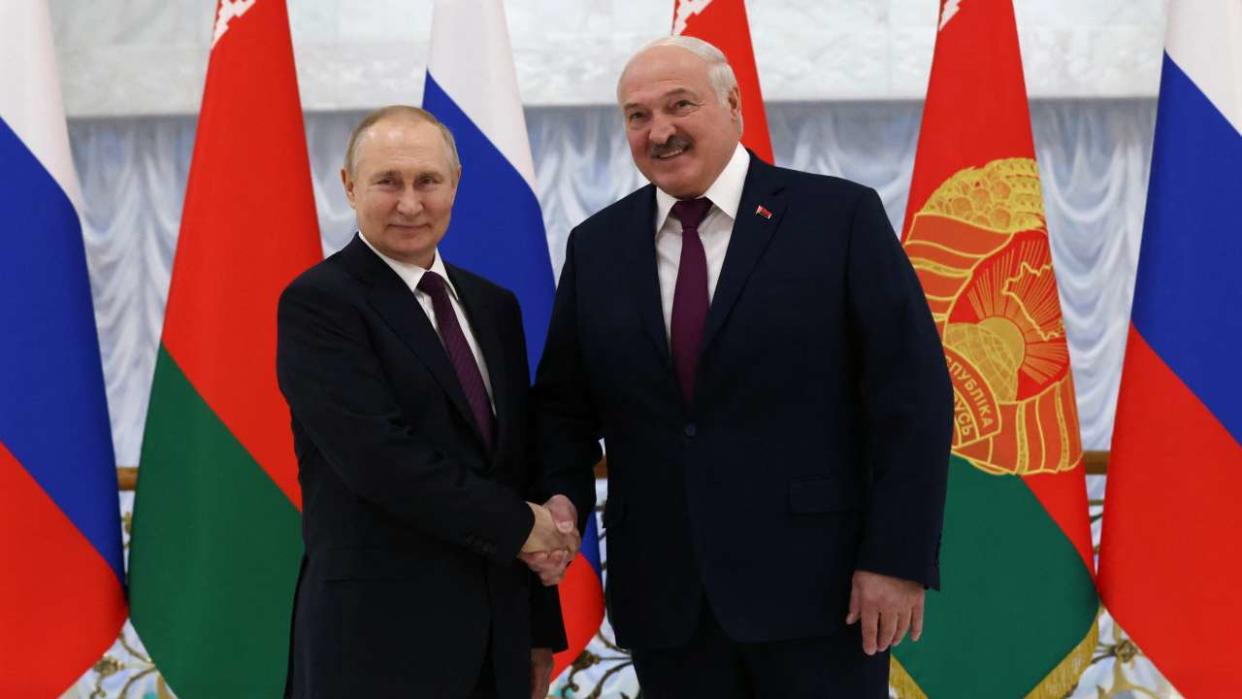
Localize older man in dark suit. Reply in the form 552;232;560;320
277;106;576;699
529;38;954;697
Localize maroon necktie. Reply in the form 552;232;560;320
417;271;494;450
670;198;713;404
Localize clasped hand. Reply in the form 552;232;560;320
519;494;580;586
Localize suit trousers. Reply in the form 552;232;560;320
467;635;498;699
630;598;890;698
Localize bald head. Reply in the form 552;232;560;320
344;105;461;182
618;36;741;131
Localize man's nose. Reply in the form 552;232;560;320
648;113;675;144
395;186;422;216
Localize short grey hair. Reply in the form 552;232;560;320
344;105;461;180
618;36;742;129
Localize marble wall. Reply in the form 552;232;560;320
50;0;1166;117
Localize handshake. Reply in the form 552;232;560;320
520;494;580;586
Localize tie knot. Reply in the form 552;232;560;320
417;270;448;298
671;198;712;231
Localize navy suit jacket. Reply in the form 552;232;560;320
533;155;953;649
277;235;565;698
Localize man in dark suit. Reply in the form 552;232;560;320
277;106;576;699
529;38;954;697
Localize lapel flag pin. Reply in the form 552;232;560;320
755;204;773;219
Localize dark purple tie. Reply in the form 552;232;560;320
670;198;713;404
417;271;494;450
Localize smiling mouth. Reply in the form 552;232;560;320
650;137;692;161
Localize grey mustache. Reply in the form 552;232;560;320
648;136;692;158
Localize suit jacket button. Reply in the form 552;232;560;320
684;423;697;438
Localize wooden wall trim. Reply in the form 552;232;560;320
1083;450;1108;475
118;466;137;491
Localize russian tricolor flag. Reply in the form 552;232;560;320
1098;1;1242;696
0;2;127;695
422;0;605;679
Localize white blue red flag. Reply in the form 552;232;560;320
423;0;605;679
1098;1;1242;695
0;2;126;694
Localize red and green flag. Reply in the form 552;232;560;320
127;0;321;695
890;1;1098;696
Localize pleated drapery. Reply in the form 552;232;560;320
69;100;1155;466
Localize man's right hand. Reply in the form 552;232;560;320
521;501;579;553
520;498;580;586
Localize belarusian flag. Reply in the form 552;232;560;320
128;0;321;695
890;2;1098;696
672;0;773;163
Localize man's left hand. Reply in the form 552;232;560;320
530;648;555;699
845;569;925;655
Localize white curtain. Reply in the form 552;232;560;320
69;99;1156;465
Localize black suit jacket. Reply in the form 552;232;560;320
277;235;565;698
533;155;953;650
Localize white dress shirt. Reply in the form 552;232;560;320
358;233;494;408
653;143;751;339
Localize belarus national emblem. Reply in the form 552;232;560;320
904;158;1082;476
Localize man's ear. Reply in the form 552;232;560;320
728;86;743;132
340;167;356;208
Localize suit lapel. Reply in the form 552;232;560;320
703;157;786;353
619;162;788;392
623;186;673;366
446;264;509;466
339;237;482;449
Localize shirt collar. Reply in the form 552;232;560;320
357;231;457;299
654;143;750;232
